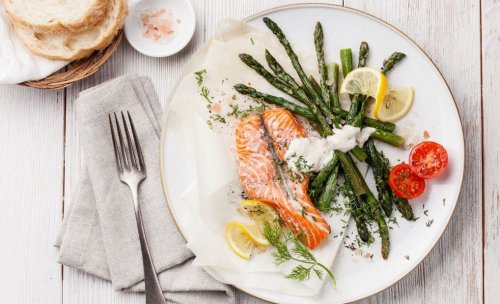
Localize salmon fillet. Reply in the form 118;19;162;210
235;108;330;249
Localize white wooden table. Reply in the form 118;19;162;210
0;0;496;303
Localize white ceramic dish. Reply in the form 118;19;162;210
160;4;464;303
124;0;195;57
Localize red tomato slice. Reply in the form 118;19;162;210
409;141;448;179
389;163;426;199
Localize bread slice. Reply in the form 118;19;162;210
13;0;127;61
4;0;109;33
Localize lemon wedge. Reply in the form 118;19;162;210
374;87;414;122
340;67;387;105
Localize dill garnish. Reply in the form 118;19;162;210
293;156;313;172
227;103;265;119
263;222;335;285
194;69;206;86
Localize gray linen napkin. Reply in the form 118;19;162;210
55;74;236;304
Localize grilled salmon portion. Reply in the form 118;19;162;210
235;108;330;249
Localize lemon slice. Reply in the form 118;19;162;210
340;67;387;105
374;87;414;122
225;221;255;260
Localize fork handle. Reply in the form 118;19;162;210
132;189;167;304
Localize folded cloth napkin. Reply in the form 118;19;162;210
55;74;238;304
0;7;67;84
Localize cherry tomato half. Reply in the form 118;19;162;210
389;163;426;199
409;141;448;179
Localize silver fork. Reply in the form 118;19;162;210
109;111;167;304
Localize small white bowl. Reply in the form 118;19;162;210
124;0;196;57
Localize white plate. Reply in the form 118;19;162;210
160;4;464;303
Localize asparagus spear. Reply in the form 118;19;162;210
393;195;414;220
381;52;406;74
371;129;405;147
358;41;369;68
317;161;340;211
314;22;332;111
340;48;353;76
336;151;390;259
352;96;370;127
365;192;390;259
345;42;369;124
308;76;324;101
233;84;319;122
335;151;367;197
311;155;337;190
327;62;340;109
349;42;371;126
347;95;362;124
309;154;338;204
265;49;302;90
342;181;371;242
364;140;393;217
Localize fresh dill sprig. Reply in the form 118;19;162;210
227;103;265;119
209;114;226;124
194;69;207;86
293;155;313;172
263;222;335;286
200;87;211;104
194;70;213;108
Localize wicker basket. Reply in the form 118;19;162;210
21;30;123;90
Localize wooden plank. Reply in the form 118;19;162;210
482;0;500;302
0;85;64;303
343;1;483;303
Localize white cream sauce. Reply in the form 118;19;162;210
285;125;376;173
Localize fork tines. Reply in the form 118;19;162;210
108;111;146;173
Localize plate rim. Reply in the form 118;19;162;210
159;3;465;303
